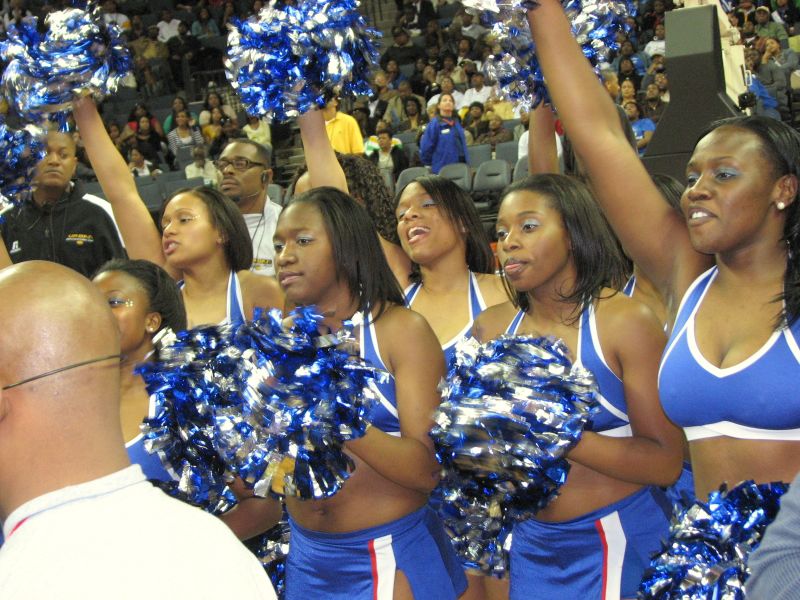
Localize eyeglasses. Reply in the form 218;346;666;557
214;158;267;171
1;354;121;390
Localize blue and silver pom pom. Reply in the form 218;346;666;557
462;0;633;110
431;335;598;575
1;3;132;126
138;307;385;506
639;480;789;599
225;0;380;122
0;119;45;222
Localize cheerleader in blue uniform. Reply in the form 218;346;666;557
92;259;186;482
473;174;684;599
274;182;466;600
526;0;800;591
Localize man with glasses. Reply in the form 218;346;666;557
217;139;282;277
0;261;276;599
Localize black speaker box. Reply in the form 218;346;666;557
641;4;741;182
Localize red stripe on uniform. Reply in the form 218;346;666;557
8;517;28;539
369;538;379;600
595;519;609;600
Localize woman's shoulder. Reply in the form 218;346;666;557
472;300;519;342
238;271;285;310
594;290;665;346
474;271;507;307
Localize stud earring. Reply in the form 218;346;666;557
777;201;787;210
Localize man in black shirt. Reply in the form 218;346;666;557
0;132;126;278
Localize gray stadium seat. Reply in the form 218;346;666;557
513;156;529;182
472;159;511;194
395;166;430;193
467;144;491;169
439;162;472;191
267;183;284;205
495;140;519;167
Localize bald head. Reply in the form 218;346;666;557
0;262;128;518
0;261;119;387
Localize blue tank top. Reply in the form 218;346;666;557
622;275;636;297
659;267;800;441
178;271;247;325
506;305;631;437
404;272;488;366
359;312;401;436
125;396;175;482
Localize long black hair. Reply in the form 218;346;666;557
701;115;800;327
94;258;187;333
397;175;495;284
288;187;405;319
499;174;629;320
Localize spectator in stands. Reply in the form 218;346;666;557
386;80;423;125
601;69;621;102
612;39;650;77
156;8;182;43
322;93;365;154
755;6;789;43
643;22;666;58
380;26;425;70
163;95;198;134
427;76;465;110
437;52;467;87
351;100;373;138
217;139;282;276
385;59;408;91
368;70;396;126
762;36;799;82
0;132;125;278
191;6;220;38
201;107;225;144
132;115;164;165
640;53;665;90
106;121;124;153
456;10;488;40
455;37;477;68
641;0;667;33
476;114;513;149
742;20;758;46
185;145;221;186
198;90;237;125
409;57;429;96
654;71;670;102
101;0;129;31
736;0;757;25
130;25;171;94
623;100;656;156
127;146;161;177
642;82;668;123
405;0;436;30
462;101;488;143
422;64;441;101
419;92;469;173
166;21;201;90
425;42;443;70
167;109;204;157
209;116;242;159
772;0;798;37
220;0;238;29
746;46;788;116
396;95;429;137
367;127;409;182
396;2;422;36
424;19;451;57
619;78;638;106
461;71;491;110
242;115;271;147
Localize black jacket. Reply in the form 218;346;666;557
368;146;409;180
1;183;127;278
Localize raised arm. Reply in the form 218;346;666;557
72;97;166;268
528;103;560;174
297;109;349;192
527;2;710;298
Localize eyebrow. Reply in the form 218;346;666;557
686;155;737;169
